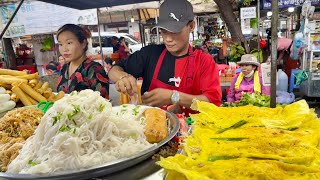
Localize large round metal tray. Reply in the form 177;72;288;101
0;106;179;180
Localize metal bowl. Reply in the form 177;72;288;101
0;109;179;180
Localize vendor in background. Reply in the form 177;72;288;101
111;36;120;53
201;34;210;53
56;24;109;99
108;0;221;116
57;55;66;71
227;54;270;102
118;37;129;59
45;61;60;75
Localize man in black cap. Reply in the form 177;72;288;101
108;0;221;116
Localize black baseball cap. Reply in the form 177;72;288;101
153;0;194;33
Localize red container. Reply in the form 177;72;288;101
17;65;37;74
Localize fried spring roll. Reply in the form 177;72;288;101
25;93;38;105
34;81;43;90
48;93;56;102
19;83;47;102
12;86;32;106
15;72;39;80
36;82;49;94
54;91;65;101
0;69;27;76
43;88;52;99
29;79;38;87
0;76;28;84
144;108;168;143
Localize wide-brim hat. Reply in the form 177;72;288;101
152;0;195;33
237;54;260;66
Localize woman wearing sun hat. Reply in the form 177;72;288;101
227;54;270;102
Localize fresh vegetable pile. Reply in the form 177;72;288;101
159;100;320;179
222;92;271;107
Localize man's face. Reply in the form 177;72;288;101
112;39;118;45
161;21;195;56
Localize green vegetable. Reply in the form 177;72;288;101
222;93;273;107
67;113;73;120
72;104;80;114
216;120;247;134
88;114;93;120
210;138;248;141
72;119;77;126
28;160;38;166
52;112;62;126
208;156;238;162
59;125;71;132
132;105;140;116
73;128;76;134
70;91;76;96
130;132;137;139
99;104;105;112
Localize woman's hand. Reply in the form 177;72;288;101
142;88;172;107
115;74;138;96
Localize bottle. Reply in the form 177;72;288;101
277;69;288;92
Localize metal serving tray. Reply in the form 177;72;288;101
0;109;179;180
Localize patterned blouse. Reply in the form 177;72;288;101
57;58;109;99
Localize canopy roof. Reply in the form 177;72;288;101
37;0;160;10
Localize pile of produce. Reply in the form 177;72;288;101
222;93;271;107
159;100;320;179
0;69;64;109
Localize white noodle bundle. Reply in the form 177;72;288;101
7;90;153;174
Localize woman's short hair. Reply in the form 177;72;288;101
57;24;91;52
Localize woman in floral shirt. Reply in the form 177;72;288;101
56;24;109;99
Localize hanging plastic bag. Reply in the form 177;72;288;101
260;36;267;49
294;69;309;86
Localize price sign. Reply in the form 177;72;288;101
261;63;271;86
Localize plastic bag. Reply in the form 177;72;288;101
294;70;309;86
276;91;295;104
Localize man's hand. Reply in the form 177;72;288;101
142;88;172;107
115;75;138;96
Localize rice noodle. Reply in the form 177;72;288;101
7;90;154;174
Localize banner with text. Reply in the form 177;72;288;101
262;0;320;9
1;0;97;38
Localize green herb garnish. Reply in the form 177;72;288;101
216;120;247;134
72;104;80;114
67;113;73;120
132;105;140;116
59;125;71;132
88;114;93;120
73;128;76;134
99;104;105;112
52;112;63;126
28;160;38;166
72;119;77;126
208;156;238;162
130;132;137;139
210;138;248;141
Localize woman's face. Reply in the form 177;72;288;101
58;56;65;65
58;31;86;62
161;21;195;56
240;64;256;76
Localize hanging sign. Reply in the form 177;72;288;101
262;0;320;9
240;7;256;19
1;0;97;38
